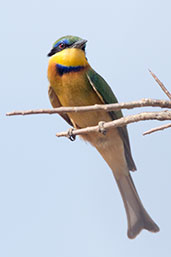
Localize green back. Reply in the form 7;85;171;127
87;69;123;119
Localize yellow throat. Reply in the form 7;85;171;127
48;48;88;67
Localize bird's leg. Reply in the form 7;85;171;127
98;121;107;135
67;128;76;141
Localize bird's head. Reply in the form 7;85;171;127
47;35;88;67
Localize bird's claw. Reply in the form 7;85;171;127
67;128;76;141
98;121;106;135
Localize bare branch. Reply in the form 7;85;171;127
6;99;171;117
149;70;171;100
5;70;171;139
56;111;171;138
143;123;171;136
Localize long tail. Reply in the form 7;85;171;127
87;128;159;238
116;173;159;239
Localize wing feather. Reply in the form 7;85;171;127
48;85;73;126
87;69;136;171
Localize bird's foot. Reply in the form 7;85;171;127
67;128;76;141
98;121;106;135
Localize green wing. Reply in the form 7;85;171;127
87;69;136;171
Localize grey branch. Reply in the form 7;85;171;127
143;123;171;135
149;70;171;100
6;70;171;138
56;111;171;138
6;99;171;116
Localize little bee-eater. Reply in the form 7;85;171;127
47;35;159;238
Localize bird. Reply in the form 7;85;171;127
47;35;159;239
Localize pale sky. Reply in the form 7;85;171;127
1;0;171;256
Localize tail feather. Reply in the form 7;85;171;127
91;129;159;238
116;173;159;239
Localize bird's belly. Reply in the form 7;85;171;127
54;72;112;128
52;72;127;176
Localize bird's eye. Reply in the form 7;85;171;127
58;43;65;49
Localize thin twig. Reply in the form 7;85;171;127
149;70;171;100
143;123;171;135
6;99;171;117
56;111;171;138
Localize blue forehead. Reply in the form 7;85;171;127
53;39;70;48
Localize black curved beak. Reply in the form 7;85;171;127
47;47;58;57
71;39;87;50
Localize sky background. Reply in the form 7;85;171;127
1;0;171;256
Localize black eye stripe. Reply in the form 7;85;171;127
47;41;86;57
